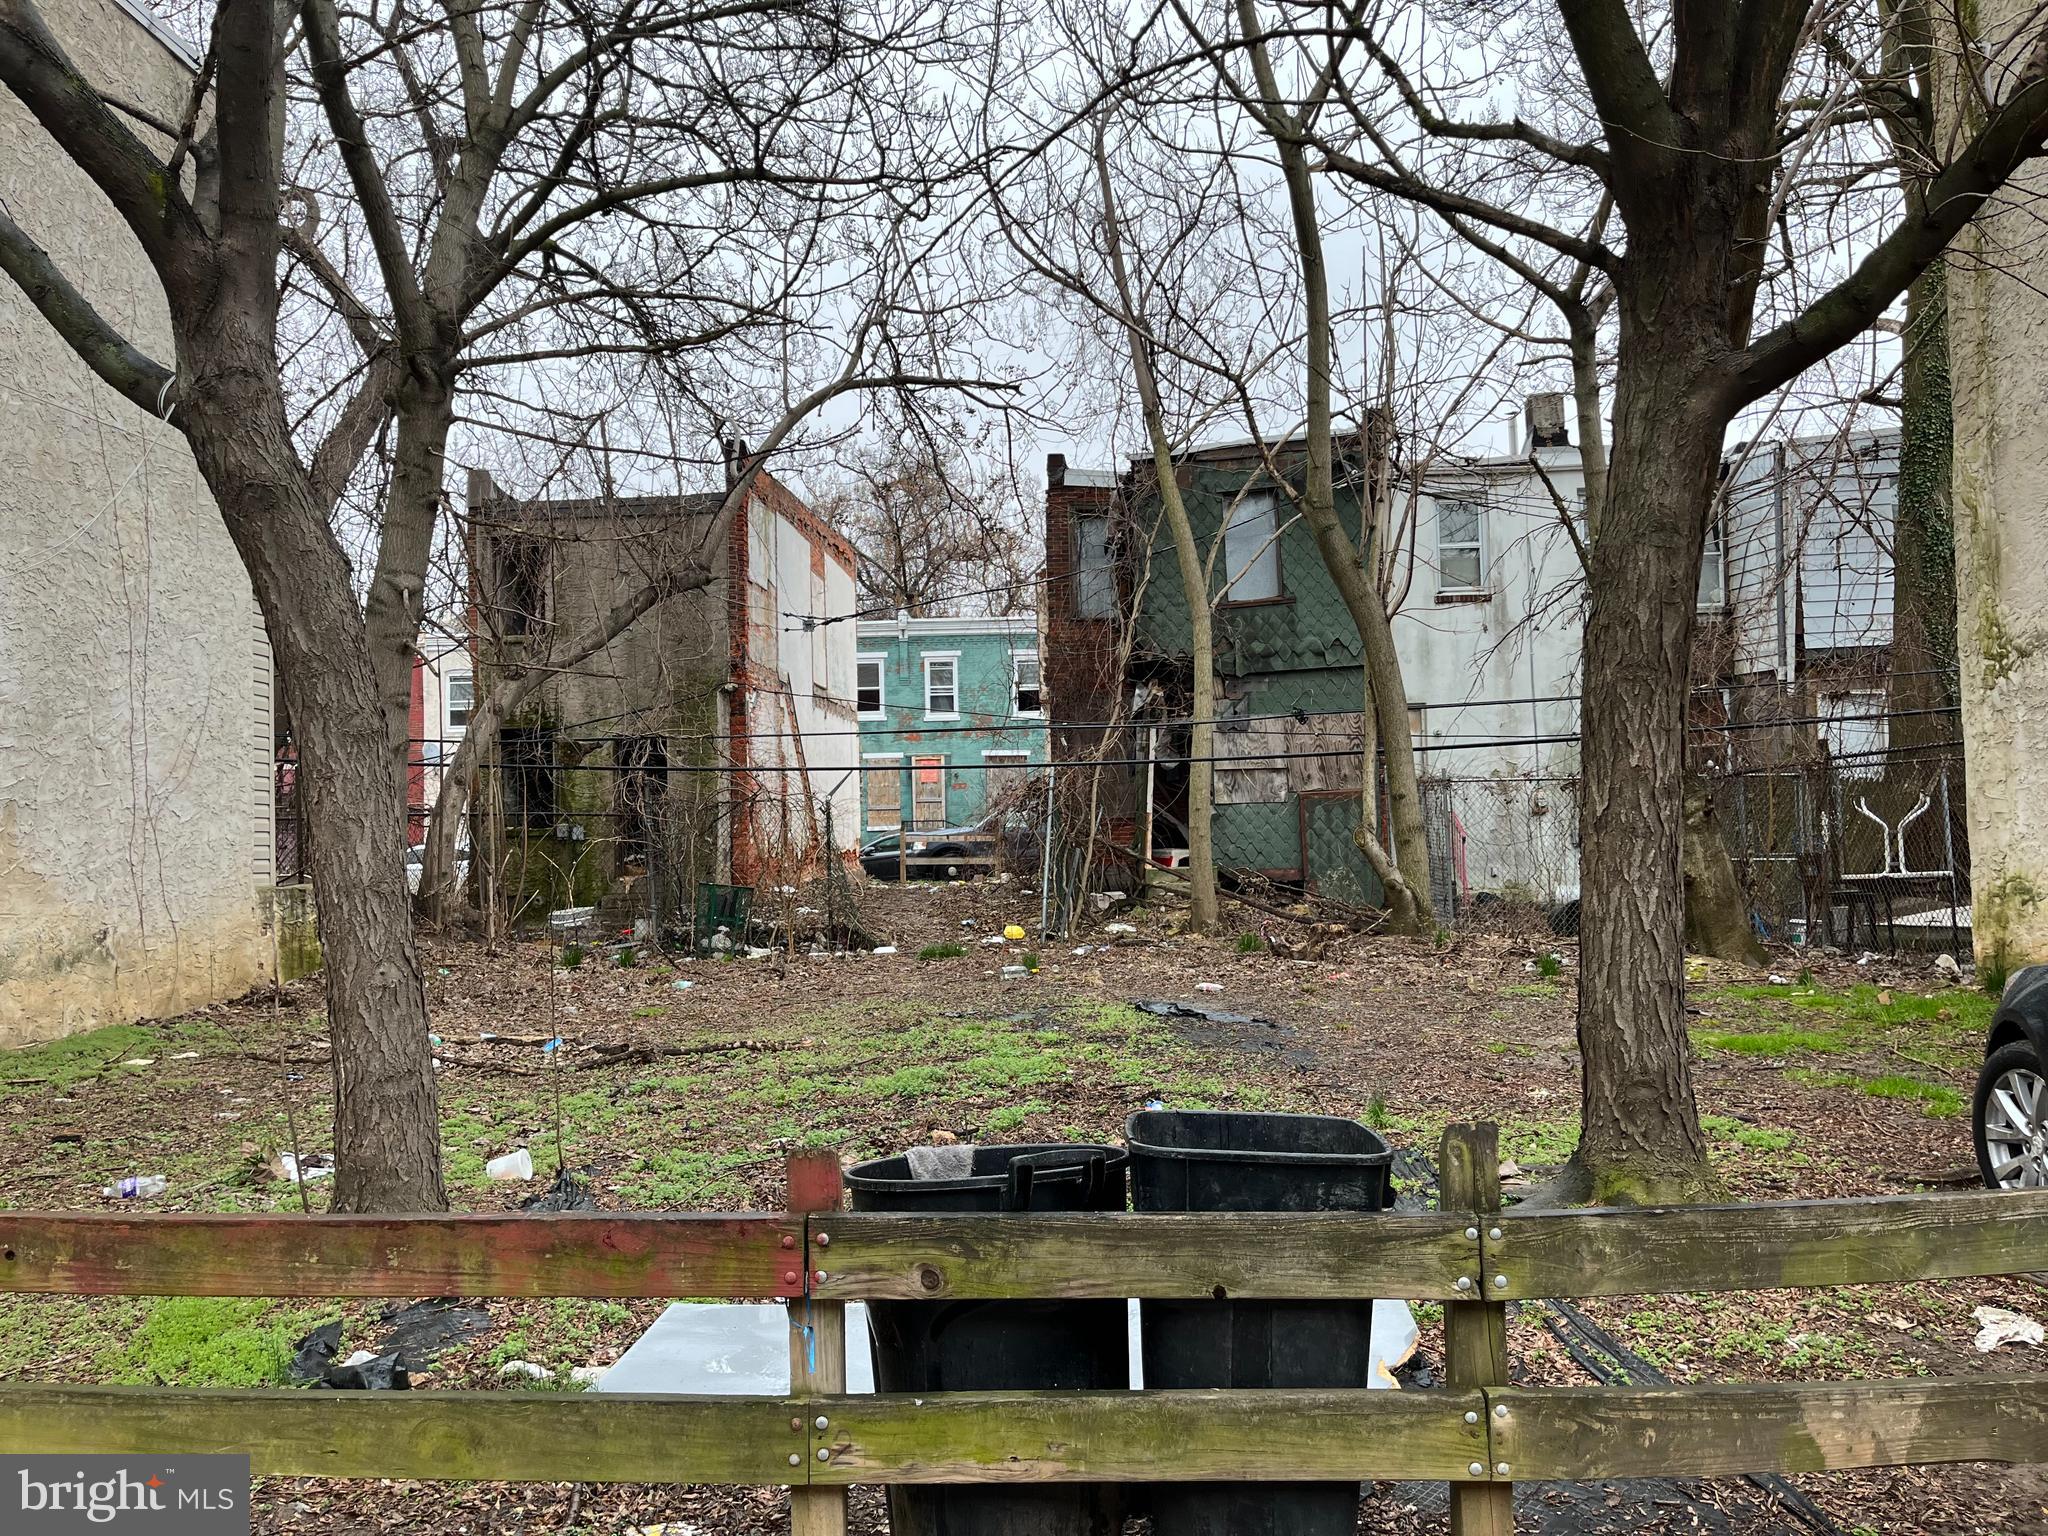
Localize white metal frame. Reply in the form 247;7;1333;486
923;652;961;721
856;653;887;719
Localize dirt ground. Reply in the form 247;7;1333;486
1;877;2042;1535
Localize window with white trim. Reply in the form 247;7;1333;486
1222;490;1281;602
863;754;903;830
924;653;959;719
445;671;473;731
1013;652;1042;715
856;654;885;718
1698;519;1727;612
1436;498;1486;592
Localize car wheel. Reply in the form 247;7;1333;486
1975;1039;2048;1189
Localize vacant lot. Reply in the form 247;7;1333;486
1;881;2039;1534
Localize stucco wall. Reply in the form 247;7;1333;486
1948;2;2048;967
0;0;273;1045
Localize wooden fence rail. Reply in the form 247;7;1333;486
1;1124;2044;1533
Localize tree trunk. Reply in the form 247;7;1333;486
1089;123;1217;932
363;376;456;834
1682;776;1767;966
1260;107;1432;931
1891;259;1958;734
1567;325;1721;1206
1153;454;1221;934
175;299;446;1214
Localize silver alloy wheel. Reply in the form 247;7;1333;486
1984;1065;2048;1188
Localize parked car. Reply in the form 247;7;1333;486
1974;965;2048;1188
858;824;987;882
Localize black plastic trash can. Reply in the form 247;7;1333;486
848;1143;1130;1536
1126;1110;1394;1536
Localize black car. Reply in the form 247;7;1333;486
1975;965;2048;1189
858;824;987;882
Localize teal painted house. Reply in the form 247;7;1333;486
855;616;1045;834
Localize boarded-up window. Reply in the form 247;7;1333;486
1215;702;1289;805
985;750;1031;803
864;755;902;830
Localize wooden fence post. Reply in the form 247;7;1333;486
787;1150;847;1536
1441;1123;1513;1536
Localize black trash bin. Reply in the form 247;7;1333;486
1126;1109;1393;1536
848;1143;1130;1536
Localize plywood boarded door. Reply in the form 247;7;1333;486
911;756;946;829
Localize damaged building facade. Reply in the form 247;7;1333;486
0;0;281;1044
468;469;858;929
1046;404;1588;915
1046;397;1918;928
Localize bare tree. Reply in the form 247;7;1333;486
813;431;1039;617
0;0;999;1207
1180;2;1439;929
1225;0;2048;1201
1;0;449;1209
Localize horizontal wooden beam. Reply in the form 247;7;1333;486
1492;1377;2048;1480
813;1389;1490;1483
1487;1190;2048;1299
810;1212;1481;1301
0;1387;810;1483
0;1213;806;1298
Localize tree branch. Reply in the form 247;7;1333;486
299;0;432;347
0;0;199;268
0;203;177;415
1555;0;1681;166
1732;36;2048;406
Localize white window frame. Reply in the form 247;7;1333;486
1698;519;1727;612
923;651;961;720
862;752;904;831
445;670;473;733
1435;497;1488;594
1221;490;1282;603
1012;652;1043;716
856;653;887;719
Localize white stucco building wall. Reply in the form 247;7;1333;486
1393;441;1589;904
1947;1;2048;967
0;0;275;1045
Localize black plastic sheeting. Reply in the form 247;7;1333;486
289;1298;493;1391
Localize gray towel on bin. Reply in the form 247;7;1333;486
905;1144;975;1180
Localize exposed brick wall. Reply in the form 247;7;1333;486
1043;455;1125;760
